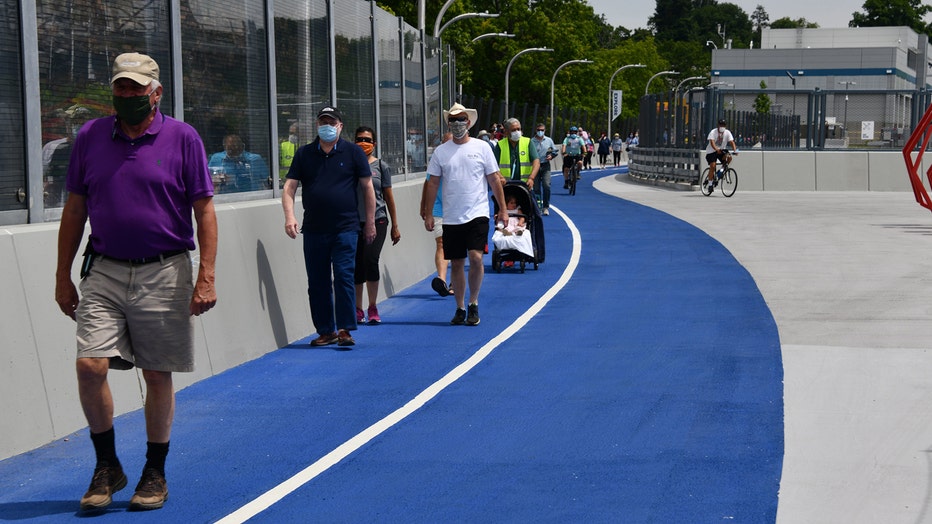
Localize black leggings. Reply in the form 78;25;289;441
354;217;388;284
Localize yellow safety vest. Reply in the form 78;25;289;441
280;140;297;179
498;137;533;182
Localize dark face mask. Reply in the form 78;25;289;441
113;94;153;126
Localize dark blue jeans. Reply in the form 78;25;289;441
303;230;358;335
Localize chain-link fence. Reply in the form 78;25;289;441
639;88;932;151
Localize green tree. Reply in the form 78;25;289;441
769;17;819;29
650;0;697;42
753;81;771;114
850;0;932;36
750;5;770;45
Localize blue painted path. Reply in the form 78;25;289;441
0;167;783;523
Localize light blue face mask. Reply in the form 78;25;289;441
318;124;339;142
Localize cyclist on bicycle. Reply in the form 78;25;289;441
562;126;585;189
704;119;738;191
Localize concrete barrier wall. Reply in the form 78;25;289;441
633;149;917;192
0;178;435;460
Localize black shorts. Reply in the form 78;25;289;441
565;154;583;166
442;217;489;260
706;151;727;164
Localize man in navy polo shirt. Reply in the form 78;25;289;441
283;106;376;347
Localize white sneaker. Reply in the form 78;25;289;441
542;208;549;216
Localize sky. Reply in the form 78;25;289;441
586;0;867;32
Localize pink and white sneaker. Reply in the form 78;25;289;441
367;305;381;324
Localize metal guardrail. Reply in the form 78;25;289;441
627;148;701;186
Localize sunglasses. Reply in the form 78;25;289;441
355;136;374;143
447;116;468;123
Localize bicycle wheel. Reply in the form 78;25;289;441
721;168;737;197
569;165;578;195
700;167;713;196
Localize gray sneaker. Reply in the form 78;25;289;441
466;304;480;326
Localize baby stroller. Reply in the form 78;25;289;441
491;181;546;273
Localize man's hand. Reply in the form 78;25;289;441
365;221;376;244
284;217;300;238
55;279;79;320
190;279;216;316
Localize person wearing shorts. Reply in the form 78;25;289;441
562;126;586;189
55;52;217;512
422;103;508;326
704;119;739;190
420;173;454;298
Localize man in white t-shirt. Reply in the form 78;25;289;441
423;103;508;327
704;118;738;191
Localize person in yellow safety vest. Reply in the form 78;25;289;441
493;117;540;190
279;122;301;186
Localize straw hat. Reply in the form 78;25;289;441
442;103;478;130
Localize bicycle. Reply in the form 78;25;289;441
565;154;582;196
700;150;738;197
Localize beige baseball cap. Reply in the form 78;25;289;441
110;52;159;86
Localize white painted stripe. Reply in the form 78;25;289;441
216;206;581;524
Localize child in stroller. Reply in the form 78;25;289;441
491;182;543;273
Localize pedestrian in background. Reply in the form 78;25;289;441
423;103;507;326
597;132;611;168
530;123;555;215
353;125;400;324
283;106;376;348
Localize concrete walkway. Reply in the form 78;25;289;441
595;173;932;523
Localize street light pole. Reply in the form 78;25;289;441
436;12;499;38
434;13;501;107
645;70;678;96
505;47;553;115
471;32;514;43
550;59;595;139
607;63;646;139
672;76;704;145
838;80;856;138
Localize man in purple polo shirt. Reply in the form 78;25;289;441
55;52;217;512
283;106;375;348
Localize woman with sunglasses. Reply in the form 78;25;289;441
353;126;401;324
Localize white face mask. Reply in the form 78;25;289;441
718;126;725;134
510;130;522;141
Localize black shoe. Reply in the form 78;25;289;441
451;308;467;325
466;304;480;326
431;277;450;297
80;465;127;511
128;467;167;511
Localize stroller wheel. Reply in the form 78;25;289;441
520;260;526;273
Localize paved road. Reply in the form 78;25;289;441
596;173;932;523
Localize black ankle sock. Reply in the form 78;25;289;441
144;441;170;475
90;427;120;469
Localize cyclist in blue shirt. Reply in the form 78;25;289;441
561;126;586;189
